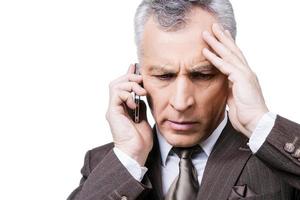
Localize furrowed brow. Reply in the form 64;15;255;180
190;64;215;72
148;65;177;73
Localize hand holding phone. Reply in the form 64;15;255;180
106;63;153;166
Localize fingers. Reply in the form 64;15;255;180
110;81;145;108
117;82;147;96
202;47;243;81
202;47;232;76
110;72;143;86
202;24;253;81
108;64;146;111
211;23;245;63
117;91;136;109
127;63;136;74
202;30;244;69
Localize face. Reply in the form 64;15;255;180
140;7;228;147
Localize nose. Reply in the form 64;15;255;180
169;77;195;112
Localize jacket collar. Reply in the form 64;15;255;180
145;119;252;200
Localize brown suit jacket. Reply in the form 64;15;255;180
67;115;300;200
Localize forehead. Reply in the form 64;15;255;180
141;7;217;68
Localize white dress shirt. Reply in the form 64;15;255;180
113;111;277;195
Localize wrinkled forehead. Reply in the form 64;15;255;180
140;7;217;68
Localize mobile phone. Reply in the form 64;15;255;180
133;63;140;123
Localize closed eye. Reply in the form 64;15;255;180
190;72;215;80
153;73;175;80
153;72;216;81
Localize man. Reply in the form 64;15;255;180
68;0;300;199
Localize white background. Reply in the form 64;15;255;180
0;0;299;199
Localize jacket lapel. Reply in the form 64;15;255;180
144;126;164;200
144;121;252;200
197;120;252;200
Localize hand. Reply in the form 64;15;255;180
105;64;153;166
202;23;269;138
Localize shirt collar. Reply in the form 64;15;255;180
156;111;228;166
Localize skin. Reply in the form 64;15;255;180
106;7;269;166
140;8;228;147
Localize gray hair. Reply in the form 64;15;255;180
134;0;236;57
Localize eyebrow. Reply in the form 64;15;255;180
148;65;175;73
190;64;215;72
148;63;215;73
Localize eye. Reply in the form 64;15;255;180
190;72;215;80
154;73;175;80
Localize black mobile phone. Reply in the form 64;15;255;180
133;63;141;123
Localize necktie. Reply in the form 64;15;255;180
165;145;201;200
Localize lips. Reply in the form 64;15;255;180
166;120;198;131
169;120;197;124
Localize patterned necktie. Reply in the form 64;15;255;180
165;145;201;200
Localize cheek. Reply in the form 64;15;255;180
146;90;169;110
143;79;170;116
196;77;228;107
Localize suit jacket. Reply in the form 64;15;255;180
67;115;300;200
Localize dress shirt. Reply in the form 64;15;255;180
113;112;277;195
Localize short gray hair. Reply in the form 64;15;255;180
134;0;236;57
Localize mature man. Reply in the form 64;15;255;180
68;0;300;199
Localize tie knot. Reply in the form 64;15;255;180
172;145;202;159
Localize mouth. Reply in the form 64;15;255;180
166;120;198;131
